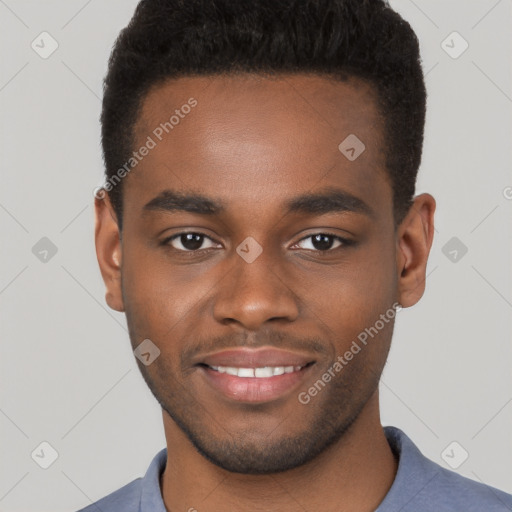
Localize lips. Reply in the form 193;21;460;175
195;347;316;403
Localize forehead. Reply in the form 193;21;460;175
125;73;390;220
135;73;384;152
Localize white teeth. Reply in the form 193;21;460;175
208;365;304;377
255;367;274;378
237;368;254;377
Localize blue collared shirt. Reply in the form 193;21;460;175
77;426;512;511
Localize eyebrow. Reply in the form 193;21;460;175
142;187;374;219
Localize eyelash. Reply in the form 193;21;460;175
160;231;354;254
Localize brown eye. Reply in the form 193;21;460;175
163;232;218;252
294;233;353;252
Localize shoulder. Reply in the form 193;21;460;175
75;447;167;511
76;477;143;512
423;464;512;511
380;426;512;512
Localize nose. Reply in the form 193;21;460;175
213;248;299;331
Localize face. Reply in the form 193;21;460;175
95;73;434;474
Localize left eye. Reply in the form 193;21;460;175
293;233;350;252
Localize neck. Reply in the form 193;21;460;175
160;391;398;512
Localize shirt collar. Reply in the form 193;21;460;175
139;447;168;512
376;426;440;511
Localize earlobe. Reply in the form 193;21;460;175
94;191;125;312
396;193;436;308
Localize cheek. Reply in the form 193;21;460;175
304;238;396;314
295;235;397;356
350;230;397;304
120;240;215;345
120;240;175;337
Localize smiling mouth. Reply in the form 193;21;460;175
196;361;316;403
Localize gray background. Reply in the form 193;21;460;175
0;0;511;510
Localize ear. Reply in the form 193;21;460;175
396;193;436;308
94;190;125;312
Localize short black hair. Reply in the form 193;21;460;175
100;0;426;231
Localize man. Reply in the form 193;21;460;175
83;0;512;510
